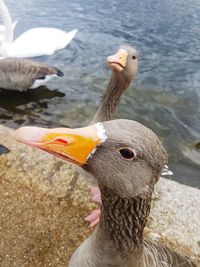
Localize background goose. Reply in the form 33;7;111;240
69;46;171;226
68;46;138;191
0;0;77;58
91;46;138;123
67;46;138;225
15;120;197;267
0;57;64;91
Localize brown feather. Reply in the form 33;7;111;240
0;57;63;91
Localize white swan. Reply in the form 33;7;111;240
0;19;17;42
0;0;78;58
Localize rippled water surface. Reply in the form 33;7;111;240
0;0;200;187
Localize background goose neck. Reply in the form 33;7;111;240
91;71;130;123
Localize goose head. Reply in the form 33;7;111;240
107;46;138;82
15;119;167;198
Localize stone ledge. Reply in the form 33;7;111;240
0;124;199;266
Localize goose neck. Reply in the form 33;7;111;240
92;71;130;123
90;186;152;266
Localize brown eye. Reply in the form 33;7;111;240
119;148;135;159
132;55;136;60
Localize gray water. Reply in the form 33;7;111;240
0;0;199;188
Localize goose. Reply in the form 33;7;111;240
15;119;196;267
0;57;64;91
68;46;172;226
91;46;138;123
0;0;77;58
67;45;138;225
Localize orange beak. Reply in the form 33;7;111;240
107;48;128;71
15;125;102;165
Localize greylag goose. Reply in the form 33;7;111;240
15;119;196;267
67;46;138;224
0;57;63;91
68;46;138;191
91;46;138;123
70;46;171;226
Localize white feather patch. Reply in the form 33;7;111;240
30;74;57;89
86;123;107;160
95;122;107;143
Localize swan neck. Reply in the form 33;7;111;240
0;0;13;44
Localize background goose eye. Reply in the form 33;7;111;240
119;148;135;159
132;55;136;59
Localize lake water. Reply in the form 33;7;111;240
0;0;199;188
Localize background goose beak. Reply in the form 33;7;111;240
107;48;128;71
15;125;101;165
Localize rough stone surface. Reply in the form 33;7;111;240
0;124;199;266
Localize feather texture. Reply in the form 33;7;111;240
0;57;63;91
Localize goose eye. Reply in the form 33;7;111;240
132;55;136;60
119;148;135;159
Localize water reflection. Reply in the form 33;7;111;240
0;87;65;127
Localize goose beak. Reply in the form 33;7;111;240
107;48;128;71
15;125;101;165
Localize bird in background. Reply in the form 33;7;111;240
0;57;64;91
0;0;77;58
